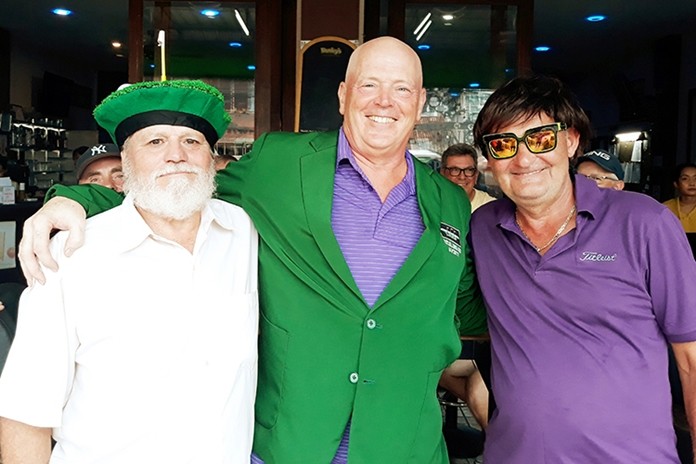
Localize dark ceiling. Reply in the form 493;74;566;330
0;1;695;82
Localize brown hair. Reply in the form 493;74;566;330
441;143;478;168
473;75;593;158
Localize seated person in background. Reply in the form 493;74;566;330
214;152;237;171
663;162;696;233
0;80;259;463
440;143;496;211
75;143;124;192
575;149;625;190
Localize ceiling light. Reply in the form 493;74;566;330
235;9;250;36
469;82;481;88
229;42;242;48
112;41;122;48
201;9;220;18
442;14;454;21
247;65;256;71
585;15;606;22
52;8;72;16
444;22;452;26
535;46;551;52
416;19;432;41
450;92;460;97
149;64;155;69
413;12;432;36
417;44;430;50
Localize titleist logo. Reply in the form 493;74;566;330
580;251;617;262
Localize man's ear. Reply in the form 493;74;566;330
565;127;581;160
337;82;347;116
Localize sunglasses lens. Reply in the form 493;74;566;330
525;128;557;153
489;137;518;159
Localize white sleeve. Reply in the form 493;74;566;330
0;239;77;428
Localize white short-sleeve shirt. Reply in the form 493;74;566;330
0;195;259;464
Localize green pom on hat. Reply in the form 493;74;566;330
94;80;232;147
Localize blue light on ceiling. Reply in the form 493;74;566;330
469;82;480;88
247;65;256;71
535;46;551;52
450;92;460;97
149;64;155;69
201;9;220;18
229;42;242;48
52;8;72;16
585;15;606;22
417;44;431;50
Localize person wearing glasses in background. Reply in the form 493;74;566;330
575;148;625;191
440;143;496;212
469;75;696;463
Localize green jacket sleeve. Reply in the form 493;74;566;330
455;228;488;337
45;184;125;218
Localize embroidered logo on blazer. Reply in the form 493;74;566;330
440;222;461;256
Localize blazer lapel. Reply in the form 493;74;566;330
372;160;441;311
300;133;363;301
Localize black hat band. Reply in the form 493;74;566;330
115;110;220;147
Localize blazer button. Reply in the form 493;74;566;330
349;372;359;383
366;319;376;329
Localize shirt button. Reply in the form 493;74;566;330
366;319;376;329
349;372;359;383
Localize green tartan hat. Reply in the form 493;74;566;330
93;80;231;147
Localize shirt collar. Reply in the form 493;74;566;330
113;195;231;253
336;127;417;195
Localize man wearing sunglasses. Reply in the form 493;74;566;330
469;75;696;463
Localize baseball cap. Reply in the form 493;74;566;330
576;149;625;181
75;143;121;181
93;80;231;147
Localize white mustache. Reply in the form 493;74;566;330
153;164;203;178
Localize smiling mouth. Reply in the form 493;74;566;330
368;115;396;124
514;168;544;177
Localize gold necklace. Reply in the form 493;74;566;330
515;204;577;254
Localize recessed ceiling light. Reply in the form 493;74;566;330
247;65;256;71
585;15;606;22
52;8;72;16
229;42;242;48
201;9;220;18
112;41;122;48
535;46;551;52
443;22;452;26
469;82;480;88
417;44;431;50
149;64;155;69
442;14;454;21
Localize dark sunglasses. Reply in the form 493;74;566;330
482;122;567;160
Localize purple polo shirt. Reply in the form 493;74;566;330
252;129;424;463
470;174;696;463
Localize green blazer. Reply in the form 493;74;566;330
51;130;487;463
218;131;486;463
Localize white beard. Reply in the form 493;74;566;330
122;157;216;220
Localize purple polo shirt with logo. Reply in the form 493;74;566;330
470;174;696;463
252;129;423;463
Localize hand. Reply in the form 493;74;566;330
18;197;86;286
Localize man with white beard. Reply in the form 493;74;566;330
0;80;259;464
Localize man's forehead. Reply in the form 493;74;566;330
445;154;476;166
132;124;206;138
